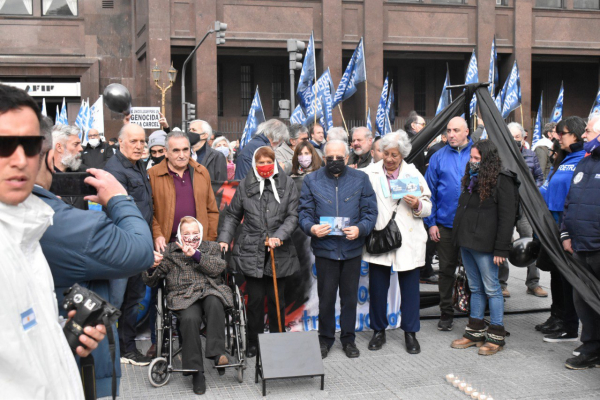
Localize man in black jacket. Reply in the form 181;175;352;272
81;128;114;169
104;122;154;366
404;112;427;174
188;119;227;181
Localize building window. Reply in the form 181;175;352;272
535;0;563;7
240;65;254;116
272;65;285;117
496;0;508;5
43;0;78;16
574;0;599;8
431;0;466;4
217;64;223;117
414;68;427;116
0;0;32;15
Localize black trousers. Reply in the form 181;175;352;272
573;251;600;356
436;225;460;316
315;255;362;347
175;295;226;372
118;273;146;353
421;232;436;278
245;275;286;345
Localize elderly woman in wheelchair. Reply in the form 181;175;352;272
143;216;233;395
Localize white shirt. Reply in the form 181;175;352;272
0;195;83;399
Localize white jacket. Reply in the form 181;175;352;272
360;160;432;271
0;195;83;399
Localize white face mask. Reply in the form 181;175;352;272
88;138;100;148
215;146;230;158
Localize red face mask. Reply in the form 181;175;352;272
256;163;275;178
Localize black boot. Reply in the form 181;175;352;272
368;330;386;351
535;314;560;332
192;372;206;395
404;332;420;354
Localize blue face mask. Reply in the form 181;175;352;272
215;146;230;158
584;135;600;154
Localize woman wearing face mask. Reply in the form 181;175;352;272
450;140;517;356
212;136;235;180
535;116;586;342
217;146;300;358
291;141;322;178
143;217;232;395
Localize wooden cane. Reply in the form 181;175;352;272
265;237;283;333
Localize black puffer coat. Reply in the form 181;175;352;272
217;170;300;278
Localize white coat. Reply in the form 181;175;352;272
0;195;84;399
361;160;432;272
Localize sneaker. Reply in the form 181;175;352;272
438;314;454;331
543;331;579;343
420;274;439;285
120;350;152;366
565;353;600;370
573;344;583;357
342;342;360;358
502;287;511;298
527;286;548;297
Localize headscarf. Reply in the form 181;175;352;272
252;146;281;203
176;217;203;250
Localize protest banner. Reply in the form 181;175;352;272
130;107;161;129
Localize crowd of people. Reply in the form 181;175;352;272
3;81;600;399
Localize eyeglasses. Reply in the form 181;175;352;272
558;131;575;137
0;136;44;158
325;156;345;162
415;121;426;127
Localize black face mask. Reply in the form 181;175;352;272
187;131;201;146
326;159;346;175
515;140;523;149
151;155;165;165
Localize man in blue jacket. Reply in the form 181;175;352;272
32;127;155;397
234;119;288;180
560;114;600;370
425;116;472;331
299;139;377;359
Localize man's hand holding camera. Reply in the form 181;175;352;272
67;310;107;357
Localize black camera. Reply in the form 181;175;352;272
62;284;121;351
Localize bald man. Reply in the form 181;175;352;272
424;117;473;331
82;128;114;169
104;123;154;366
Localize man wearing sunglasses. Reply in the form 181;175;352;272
0;84;107;399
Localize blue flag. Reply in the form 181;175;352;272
385;80;395;125
384;114;393;136
488;36;499;96
57;98;68;125
465;50;478;116
436;65;452;115
590;87;600;119
376;76;389;136
501;61;521;119
41;98;47;117
550;82;564;124
55;105;60;124
532;92;544;147
366;108;372;133
333;38;366;107
494;81;506;113
297;32;316;111
240;86;266;149
290;105;306;125
75;100;87;139
304;70;335;129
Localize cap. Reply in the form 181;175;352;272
148;130;167;150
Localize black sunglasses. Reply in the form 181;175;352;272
0;136;44;158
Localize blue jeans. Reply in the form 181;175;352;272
109;278;128;310
460;247;504;326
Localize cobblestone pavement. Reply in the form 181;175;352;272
110;268;600;400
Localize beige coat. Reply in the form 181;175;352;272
360;160;432;271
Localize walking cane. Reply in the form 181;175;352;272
265;236;283;333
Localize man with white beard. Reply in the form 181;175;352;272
348;126;373;168
81;128;114;169
49;124;88;209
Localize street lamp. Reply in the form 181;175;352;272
152;62;178;116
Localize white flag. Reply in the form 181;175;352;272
89;95;105;138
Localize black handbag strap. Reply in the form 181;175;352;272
389;199;402;220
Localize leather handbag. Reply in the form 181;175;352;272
453;265;471;313
365;200;402;255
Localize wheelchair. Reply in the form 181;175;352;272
148;264;247;386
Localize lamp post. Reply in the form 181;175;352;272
152;62;178;116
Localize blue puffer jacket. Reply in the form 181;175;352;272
561;154;600;252
539;144;585;212
298;166;378;260
424;140;472;229
521;146;544;187
33;186;154;398
235;134;270;180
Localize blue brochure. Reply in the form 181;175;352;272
390;177;421;199
320;216;350;236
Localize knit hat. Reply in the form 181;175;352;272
148;130;167;150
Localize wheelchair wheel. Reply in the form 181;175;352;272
148;357;170;387
156;288;164;358
237;365;243;383
235;285;247;355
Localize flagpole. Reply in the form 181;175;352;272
337;104;349;134
519;104;524;127
313;32;317;127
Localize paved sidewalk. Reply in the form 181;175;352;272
112;268;600;399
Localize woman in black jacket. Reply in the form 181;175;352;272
450;140;517;355
217;146;300;358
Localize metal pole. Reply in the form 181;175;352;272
289;69;295;111
181;29;214;131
